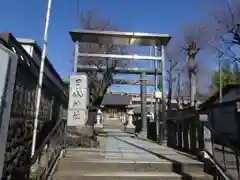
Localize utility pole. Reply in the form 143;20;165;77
31;0;52;157
216;49;224;103
219;54;223;103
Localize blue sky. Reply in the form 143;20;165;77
0;0;217;93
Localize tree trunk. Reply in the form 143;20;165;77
167;74;172;114
191;71;197;106
176;74;181;110
188;56;197;106
167;60;173;114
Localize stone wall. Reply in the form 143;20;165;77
3;119;32;179
2;119;47;180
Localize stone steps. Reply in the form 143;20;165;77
52;128;213;180
53;149;212;180
53;171;213;180
57;159;204;173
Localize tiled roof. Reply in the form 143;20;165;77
199;84;240;109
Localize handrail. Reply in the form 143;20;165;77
202;151;231;180
31;119;66;164
201;122;240;180
203;123;240;158
15;119;66;176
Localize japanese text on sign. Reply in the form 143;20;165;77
67;74;88;126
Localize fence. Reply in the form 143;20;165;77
166;100;240;180
0;33;68;180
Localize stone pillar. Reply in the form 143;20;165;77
140;72;147;132
95;109;103;129
139;72;148;139
126;108;135;133
199;114;212;154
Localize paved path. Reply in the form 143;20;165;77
65;128;202;165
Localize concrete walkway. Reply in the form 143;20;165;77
95;128;201;164
97;129;161;161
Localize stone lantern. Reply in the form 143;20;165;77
147;111;154;122
95;109;103;128
126;108;135;133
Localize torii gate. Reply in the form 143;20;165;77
69;29;171;141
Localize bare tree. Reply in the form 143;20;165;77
179;22;214;106
165;42;183;112
175;73;181;109
211;0;240;62
79;11;129;110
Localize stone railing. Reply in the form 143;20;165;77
166;109;205;154
166;100;240;180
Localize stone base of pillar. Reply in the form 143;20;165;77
138;131;147;140
94;124;103;133
161;140;167;145
125;124;135;133
120;124;126;132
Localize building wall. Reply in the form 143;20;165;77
211;89;238;140
214;89;239;103
102;106;127;121
110;91;190;105
212;105;237;139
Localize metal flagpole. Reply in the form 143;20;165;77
31;0;53;157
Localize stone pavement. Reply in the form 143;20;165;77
97;129;162;161
96;128;201;163
53;126;212;180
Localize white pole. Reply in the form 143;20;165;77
150;46;154;110
154;46;159;142
219;55;223;103
161;45;166;142
31;0;52;157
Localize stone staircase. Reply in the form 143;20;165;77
103;119;123;129
53;157;212;179
51;125;213;180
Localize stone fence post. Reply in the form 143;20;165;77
199;113;212;154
